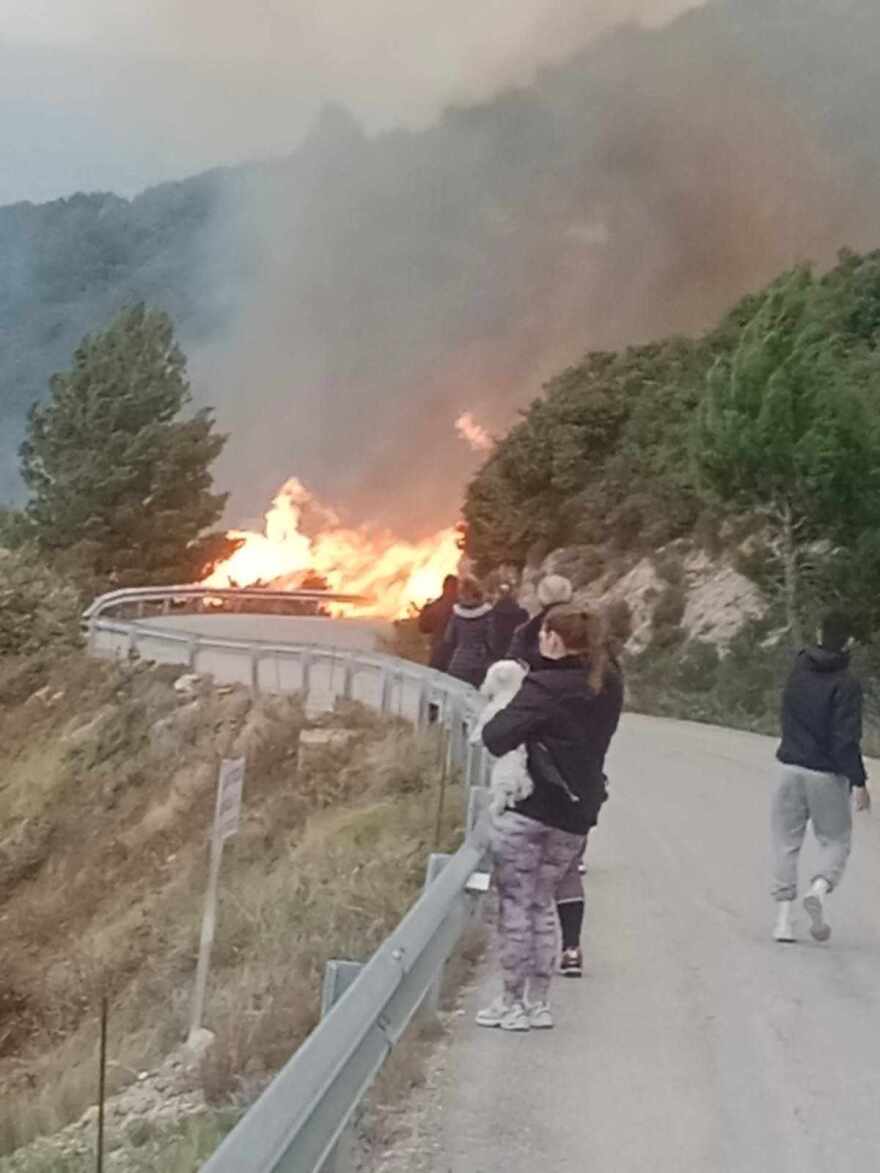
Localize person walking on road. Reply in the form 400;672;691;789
418;574;458;669
508;574;573;668
488;582;528;664
772;610;871;944
440;576;493;688
476;607;622;1030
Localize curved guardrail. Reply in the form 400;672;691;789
83;587;492;1173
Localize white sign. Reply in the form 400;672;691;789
215;757;245;842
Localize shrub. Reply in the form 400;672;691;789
650;583;686;650
0;547;82;657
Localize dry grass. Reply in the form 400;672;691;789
0;650;464;1159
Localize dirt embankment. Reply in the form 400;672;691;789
0;652;460;1167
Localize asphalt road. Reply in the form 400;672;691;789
435;714;880;1173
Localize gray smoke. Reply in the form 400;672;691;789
192;0;880;534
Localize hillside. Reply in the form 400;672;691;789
3;0;880;527
0;650;463;1168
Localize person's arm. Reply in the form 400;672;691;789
831;678;869;807
482;678;547;757
418;600;436;635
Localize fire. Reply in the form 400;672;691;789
455;412;493;453
205;478;461;619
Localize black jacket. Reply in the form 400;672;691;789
419;592;457;668
442;603;493;687
488;595;529;662
777;647;867;789
482;656;625;835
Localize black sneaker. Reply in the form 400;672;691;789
560;948;583;977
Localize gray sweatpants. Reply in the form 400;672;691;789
771;764;852;901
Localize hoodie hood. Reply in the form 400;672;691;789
803;646;850;673
453;602;492;619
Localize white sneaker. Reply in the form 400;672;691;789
475;996;509;1027
804;881;831;942
475;998;530;1031
499;1003;531;1032
527;1002;554;1029
773;901;795;943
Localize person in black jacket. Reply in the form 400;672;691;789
418;575;458;669
507;574;573;668
440;576;493;688
772;610;871;944
475;606;623;1032
487;583;528;663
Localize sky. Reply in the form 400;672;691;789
0;0;700;205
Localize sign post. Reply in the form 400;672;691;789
188;757;245;1044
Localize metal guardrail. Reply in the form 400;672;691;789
83;585;370;622
83;586;493;1172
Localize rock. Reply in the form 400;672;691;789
183;1027;216;1064
298;728;357;773
173;673;202;696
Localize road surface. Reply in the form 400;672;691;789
434;714;880;1173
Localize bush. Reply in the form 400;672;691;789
672;641;720;693
650;583;686;650
653;553;686;588
0;547;82;656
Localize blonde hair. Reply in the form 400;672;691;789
537;574;573;608
543;606;609;694
458;575;485;607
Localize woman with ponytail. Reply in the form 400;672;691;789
476;606;623;1032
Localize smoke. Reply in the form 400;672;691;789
456;414;494;454
191;0;880;536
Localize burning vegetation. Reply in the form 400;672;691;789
205;478;462;618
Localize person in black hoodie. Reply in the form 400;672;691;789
440;576;493;687
418;574;458;669
772;610;871;944
475;606;623;1032
487;582;528;663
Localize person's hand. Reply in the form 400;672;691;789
854;786;871;813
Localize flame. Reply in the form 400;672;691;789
455;412;493;453
205;478;461;619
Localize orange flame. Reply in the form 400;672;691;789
455;412;493;453
205;478;461;619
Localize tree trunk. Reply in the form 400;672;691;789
780;500;802;646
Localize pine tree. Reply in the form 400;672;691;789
693;267;880;642
20;304;233;588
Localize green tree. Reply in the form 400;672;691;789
693;267;880;642
20;304;234;589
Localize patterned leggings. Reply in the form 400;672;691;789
491;811;586;1003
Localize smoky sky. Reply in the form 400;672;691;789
192;0;880;535
5;0;880;542
0;0;698;203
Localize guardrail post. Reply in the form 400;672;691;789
187;635;198;672
378;670;391;714
319;960;364;1173
481;746;493;789
422;854;451;1017
342;657;354;702
466;786;489;837
249;645;260;694
417;682;430;727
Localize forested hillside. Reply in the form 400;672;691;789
3;0;880;524
0;174;233;500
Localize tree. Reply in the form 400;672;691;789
693;267;880;642
20;304;235;589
